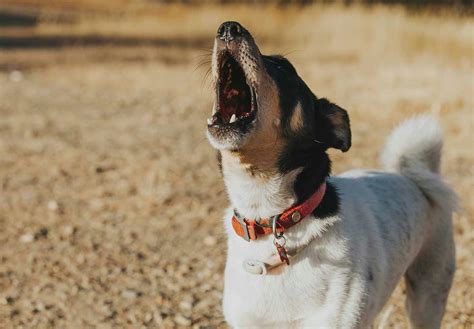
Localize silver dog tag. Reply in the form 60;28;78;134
243;259;267;275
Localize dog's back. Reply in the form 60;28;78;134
333;116;457;328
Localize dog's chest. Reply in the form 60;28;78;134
223;250;355;327
222;219;359;328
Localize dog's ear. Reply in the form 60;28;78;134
314;98;351;152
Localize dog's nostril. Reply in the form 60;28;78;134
217;21;244;42
217;24;225;37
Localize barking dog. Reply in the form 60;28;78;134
206;21;457;329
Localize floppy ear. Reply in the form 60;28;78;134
314;98;351;152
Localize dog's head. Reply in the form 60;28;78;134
207;21;351;176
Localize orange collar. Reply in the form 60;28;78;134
232;182;327;242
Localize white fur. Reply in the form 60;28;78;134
381;115;459;213
221;152;301;220
221;116;457;328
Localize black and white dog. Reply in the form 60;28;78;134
206;21;457;329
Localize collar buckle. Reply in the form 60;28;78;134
234;210;251;241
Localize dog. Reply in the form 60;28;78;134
206;21;457;329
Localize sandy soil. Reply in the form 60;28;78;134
0;4;472;328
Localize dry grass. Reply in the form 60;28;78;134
0;2;472;328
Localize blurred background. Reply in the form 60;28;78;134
0;1;472;328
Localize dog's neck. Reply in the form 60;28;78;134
219;149;334;220
220;150;298;219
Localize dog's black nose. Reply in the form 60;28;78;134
217;21;245;42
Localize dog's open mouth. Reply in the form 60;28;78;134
208;52;257;127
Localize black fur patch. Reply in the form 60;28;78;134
262;55;352;219
314;98;351;152
279;135;341;219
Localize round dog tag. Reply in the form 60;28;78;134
242;259;267;275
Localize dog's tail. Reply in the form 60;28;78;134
380;115;458;213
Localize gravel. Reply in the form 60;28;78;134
0;13;472;327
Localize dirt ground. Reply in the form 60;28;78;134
0;3;472;328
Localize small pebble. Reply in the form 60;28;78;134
47;200;59;211
9;70;23;82
62;225;75;237
20;234;34;243
127;312;137;324
144;312;153;323
203;236;216;246
174;314;192;326
179;300;193;311
121;289;139;299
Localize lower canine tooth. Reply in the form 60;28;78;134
207;118;213;125
230;114;237;123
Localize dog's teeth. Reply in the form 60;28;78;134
207;118;213;125
230;114;237;123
